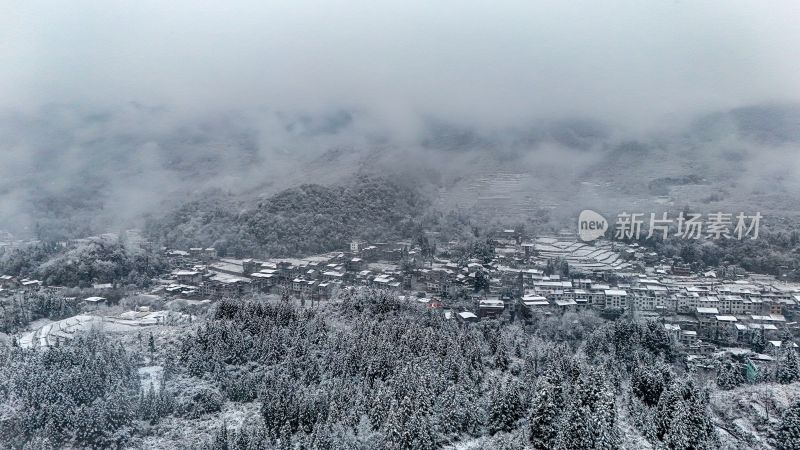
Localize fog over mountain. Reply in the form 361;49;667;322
6;5;800;449
1;1;800;237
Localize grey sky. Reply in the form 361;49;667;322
2;1;799;133
1;1;800;237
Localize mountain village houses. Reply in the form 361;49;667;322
145;231;800;355
3;229;799;355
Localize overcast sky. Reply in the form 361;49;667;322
1;1;799;237
2;0;799;132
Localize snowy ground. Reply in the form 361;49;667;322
139;365;164;392
17;310;194;349
617;402;654;449
710;382;800;449
133;401;262;450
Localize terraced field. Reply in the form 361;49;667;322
533;237;632;272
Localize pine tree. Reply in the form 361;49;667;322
656;381;681;440
658;380;717;449
22;436;55;450
777;400;800;450
212;422;229;450
494;342;510;371
442;383;480;435
139;385;158;424
752;328;767;353
382;397;415;450
163;353;176;381
642;320;674;360
529;382;560;450
148;332;156;355
559;405;594;449
278;420;293;450
777;348;800;384
368;384;393;430
591;386;620;449
663;402;693;450
408;411;436;450
683;392;718;450
716;361;744;390
632;364;671;406
488;377;526;434
474;270;490;293
310;421;334;450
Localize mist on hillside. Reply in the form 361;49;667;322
1;1;799;238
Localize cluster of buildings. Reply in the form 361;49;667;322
522;273;799;350
0;275;44;295
1;224;798;355
0;273;114;315
151;229;799;353
158;241;423;302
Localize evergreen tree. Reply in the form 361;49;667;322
278;421;293;450
777;348;800;384
437;383;478;436
642;320;674;360
752;329;767;353
488;377;526;434
716;361;744;390
632;364;670;406
310;422;334;450
211;422;229;450
529;381;560;450
658;380;717;449
408;411;436;450
474;270;490;293
559;405;594;449
663;403;694;450
21;437;55;450
382;396;416;450
656;381;682;440
494;342;510;371
591;393;620;450
777;400;800;450
148;332;156;355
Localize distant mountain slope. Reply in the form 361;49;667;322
146;175;427;257
427;103;800;226
2;102;799;240
691;103;800;145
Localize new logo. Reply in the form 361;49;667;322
578;209;608;242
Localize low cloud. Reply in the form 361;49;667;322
1;1;799;236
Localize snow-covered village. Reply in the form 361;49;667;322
1;224;800;448
4;1;800;449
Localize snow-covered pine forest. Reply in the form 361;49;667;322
1;289;799;449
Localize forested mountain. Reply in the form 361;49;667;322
0;234;166;288
146;175;428;257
